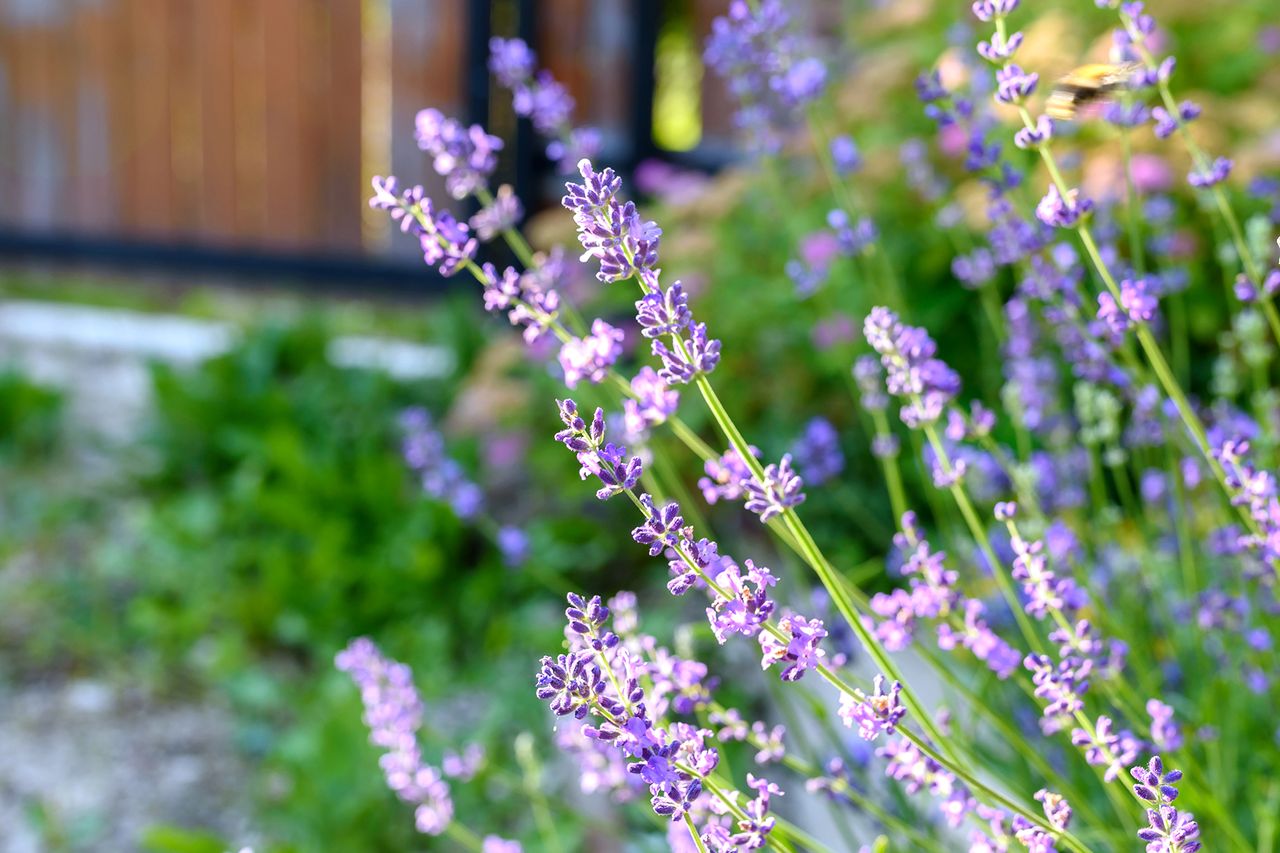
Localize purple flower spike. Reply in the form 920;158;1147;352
830;135;862;175
743;454;806;522
1187;156;1232;189
840;675;907;741
336;638;454;835
564;159;661;283
555;399;643;500
558;319;624;388
1130;757;1200;852
1036;185;1094;229
1015;114;1054;150
470;184;523;241
995;65;1038;104
632;494;690;557
652;322;722;385
759;614;827;681
977;30;1024;63
414;108;503;200
863;307;961;428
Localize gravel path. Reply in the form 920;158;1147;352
0;679;258;852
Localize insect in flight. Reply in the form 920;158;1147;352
1045;62;1143;121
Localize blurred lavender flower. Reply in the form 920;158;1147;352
470;184;523;241
558;319;624;388
840;675;906;741
624;367;680;436
863;307;961;428
830;135;862;175
1036;185;1094;229
759;613;827;681
704;0;827;153
414;108;503;200
336;638;453;835
789;417;844;486
400;408;484;519
489;37;600;172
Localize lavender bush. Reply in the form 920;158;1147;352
333;2;1280;850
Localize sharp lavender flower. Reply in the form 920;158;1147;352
336;638;454;835
742;454;806;522
563;159;661;284
554;399;643;500
369;178;478;276
1131;756;1201;852
706;558;778;643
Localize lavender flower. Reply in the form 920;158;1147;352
470;184;523;241
558;319;624;388
789;417;844;486
706;558;778;643
1036;185;1094;229
624;367;680;436
414;108;503;200
840;675;906;741
743;454;806;522
652;322;722;385
563;159;661;284
704;0;827;153
1131;757;1201;852
368;178;477;276
1147;699;1184;751
699;446;761;504
863;307;961;427
1070;715;1139;782
489;37;600;172
759;613;827;681
1187;157;1232;189
480;253;562;344
554;399;643;500
830;135;862;175
400;408;484;519
336;638;453;835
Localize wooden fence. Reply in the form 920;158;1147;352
0;0;737;273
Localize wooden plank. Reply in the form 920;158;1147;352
128;0;174;235
167;0;203;240
196;0;237;243
0;0;21;226
46;0;79;230
8;1;63;229
231;0;268;242
72;0;115;232
694;0;734;143
263;0;303;248
326;0;363;250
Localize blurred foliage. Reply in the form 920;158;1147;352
0;370;64;461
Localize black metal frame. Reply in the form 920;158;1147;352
0;0;726;296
